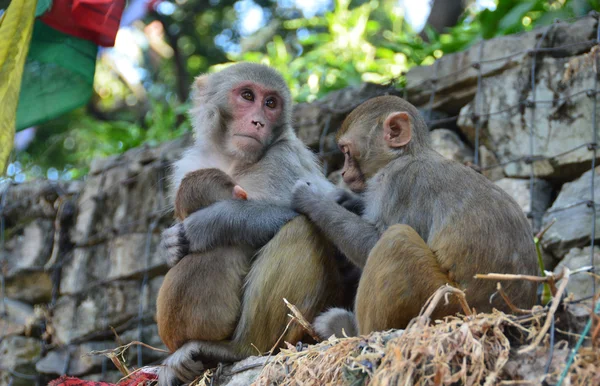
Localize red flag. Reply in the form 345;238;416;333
40;0;126;47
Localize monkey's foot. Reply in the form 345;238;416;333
158;342;205;386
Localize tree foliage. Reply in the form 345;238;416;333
6;0;599;181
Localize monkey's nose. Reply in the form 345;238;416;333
252;120;265;128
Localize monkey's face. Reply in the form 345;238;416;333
226;82;284;160
339;117;407;192
338;134;367;193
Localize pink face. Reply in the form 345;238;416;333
228;82;284;154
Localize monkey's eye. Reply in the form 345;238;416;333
265;98;277;109
241;90;254;101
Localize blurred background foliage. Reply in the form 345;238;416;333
5;0;600;181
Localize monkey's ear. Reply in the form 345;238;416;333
383;112;412;148
233;185;248;200
190;75;209;99
195;75;208;89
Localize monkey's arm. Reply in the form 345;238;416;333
161;200;298;264
292;182;378;268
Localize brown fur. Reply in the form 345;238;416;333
157;169;251;352
295;95;538;336
158;64;348;386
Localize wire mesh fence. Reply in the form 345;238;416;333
1;13;600;386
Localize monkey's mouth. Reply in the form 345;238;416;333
234;134;263;145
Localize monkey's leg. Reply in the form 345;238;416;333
232;215;340;352
355;224;460;334
158;217;339;386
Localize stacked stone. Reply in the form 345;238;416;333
1;15;599;385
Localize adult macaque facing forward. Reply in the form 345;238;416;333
293;95;538;336
158;63;345;386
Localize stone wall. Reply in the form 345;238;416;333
1;15;599;385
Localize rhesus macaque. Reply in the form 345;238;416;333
158;63;347;386
292;95;538;337
157;168;251;353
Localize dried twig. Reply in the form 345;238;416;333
475;272;559;282
496;283;530;314
284;298;321;342
418;284;472;324
86;341;169;376
519;267;570;354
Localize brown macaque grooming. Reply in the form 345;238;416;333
293;95;538;337
157;169;251;352
158;63;345;386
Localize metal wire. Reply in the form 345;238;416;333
528;25;553;231
474;40;485;166
426;60;439;123
137;152;166;368
588;17;600;296
1;14;600;383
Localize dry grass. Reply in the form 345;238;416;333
87;269;599;386
251;270;600;386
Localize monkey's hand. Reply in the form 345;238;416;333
292;180;325;214
160;223;190;267
326;188;365;215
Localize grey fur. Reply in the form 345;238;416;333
313;308;358;339
294;182;379;268
160;63;334;385
294;147;536;273
326;188;365;215
184;200;298;252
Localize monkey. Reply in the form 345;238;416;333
156;168;251;353
291;95;539;337
158;63;348;386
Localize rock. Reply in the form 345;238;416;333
3;219;54;272
546;16;598;57
0;336;42;386
219;356;267;385
458;49;599;180
501;345;569;383
429;128;474;164
406;29;540;113
36;342;115;376
0;299;35;338
557;302;592;336
478;145;505;181
406;16;597;115
4;270;53;304
1;180;81;227
53;278;160;344
88;135;189;176
554;246;600;300
293;83;401;148
73;147;174;247
61;233;167;295
542;166;600;258
120;324;168;365
495;178;553;231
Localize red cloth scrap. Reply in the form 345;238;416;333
49;371;157;386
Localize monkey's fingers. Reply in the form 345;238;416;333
160;224;189;267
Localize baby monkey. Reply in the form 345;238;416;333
157;168;251;352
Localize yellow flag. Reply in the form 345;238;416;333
0;0;37;173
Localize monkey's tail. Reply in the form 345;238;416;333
313;308;358;339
